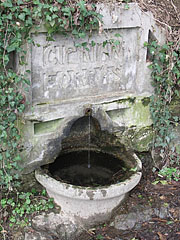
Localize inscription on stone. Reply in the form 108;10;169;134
31;29;139;103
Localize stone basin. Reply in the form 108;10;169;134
35;152;142;225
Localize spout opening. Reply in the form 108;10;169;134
84;108;92;116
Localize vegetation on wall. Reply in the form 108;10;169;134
141;0;180;170
0;0;180;238
145;41;180;167
0;0;103;236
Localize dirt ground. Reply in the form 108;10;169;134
75;166;180;240
2;163;179;240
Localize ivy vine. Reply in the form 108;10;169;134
0;0;102;185
145;40;180;166
0;0;102;235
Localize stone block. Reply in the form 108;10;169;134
16;3;165;172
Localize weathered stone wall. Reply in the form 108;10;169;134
17;3;165;173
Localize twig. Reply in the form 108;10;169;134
3;20;9;76
0;224;6;240
170;0;178;17
135;0;172;31
151;218;167;222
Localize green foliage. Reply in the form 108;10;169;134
124;0;130;10
0;0;101;236
159;167;180;181
75;33;122;51
0;189;54;228
0;0;101;189
42;0;102;38
152;179;168;185
152;167;180;185
145;41;180;165
96;234;104;240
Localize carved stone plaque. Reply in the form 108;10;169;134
31;28;139;104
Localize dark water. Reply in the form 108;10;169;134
48;150;132;187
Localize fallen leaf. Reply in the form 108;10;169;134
152;180;159;185
160;180;168;185
160;195;166;200
157;232;167;240
152;218;167;223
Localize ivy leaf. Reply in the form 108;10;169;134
103;40;108;48
6;44;16;53
81;42;87;47
78;32;86;38
124;4;130;10
19;13;26;21
72;29;78;35
160;180;168;185
52;14;58;19
114;33;121;38
46;15;52;21
57;0;64;3
62;7;72;17
49;20;56;27
78;1;87;12
91;40;96;47
26;199;31;205
152;180;159;185
114;40;120;46
74;43;82;48
17;0;24;5
173;51;178;57
47;202;54;209
10;217;16;223
2;0;13;8
173;116;179;122
130;167;137;172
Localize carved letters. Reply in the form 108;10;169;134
43;43;122;66
31;29;138;103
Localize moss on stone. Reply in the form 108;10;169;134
131;126;153;152
141;97;150;107
108;97;152;128
117;126;154;152
34;118;64;135
169;96;180;117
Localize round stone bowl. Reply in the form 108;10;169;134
35;153;142;224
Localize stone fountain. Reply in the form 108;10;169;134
35;111;142;224
16;2;165;230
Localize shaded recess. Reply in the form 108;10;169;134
146;30;157;62
43;115;137;187
48;150;134;187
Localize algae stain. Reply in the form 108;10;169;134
141;97;150;107
101;190;107;197
78;189;83;196
86;191;95;200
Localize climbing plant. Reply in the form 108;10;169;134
0;0;102;187
136;0;180;167
0;0;103;236
145;39;180;166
